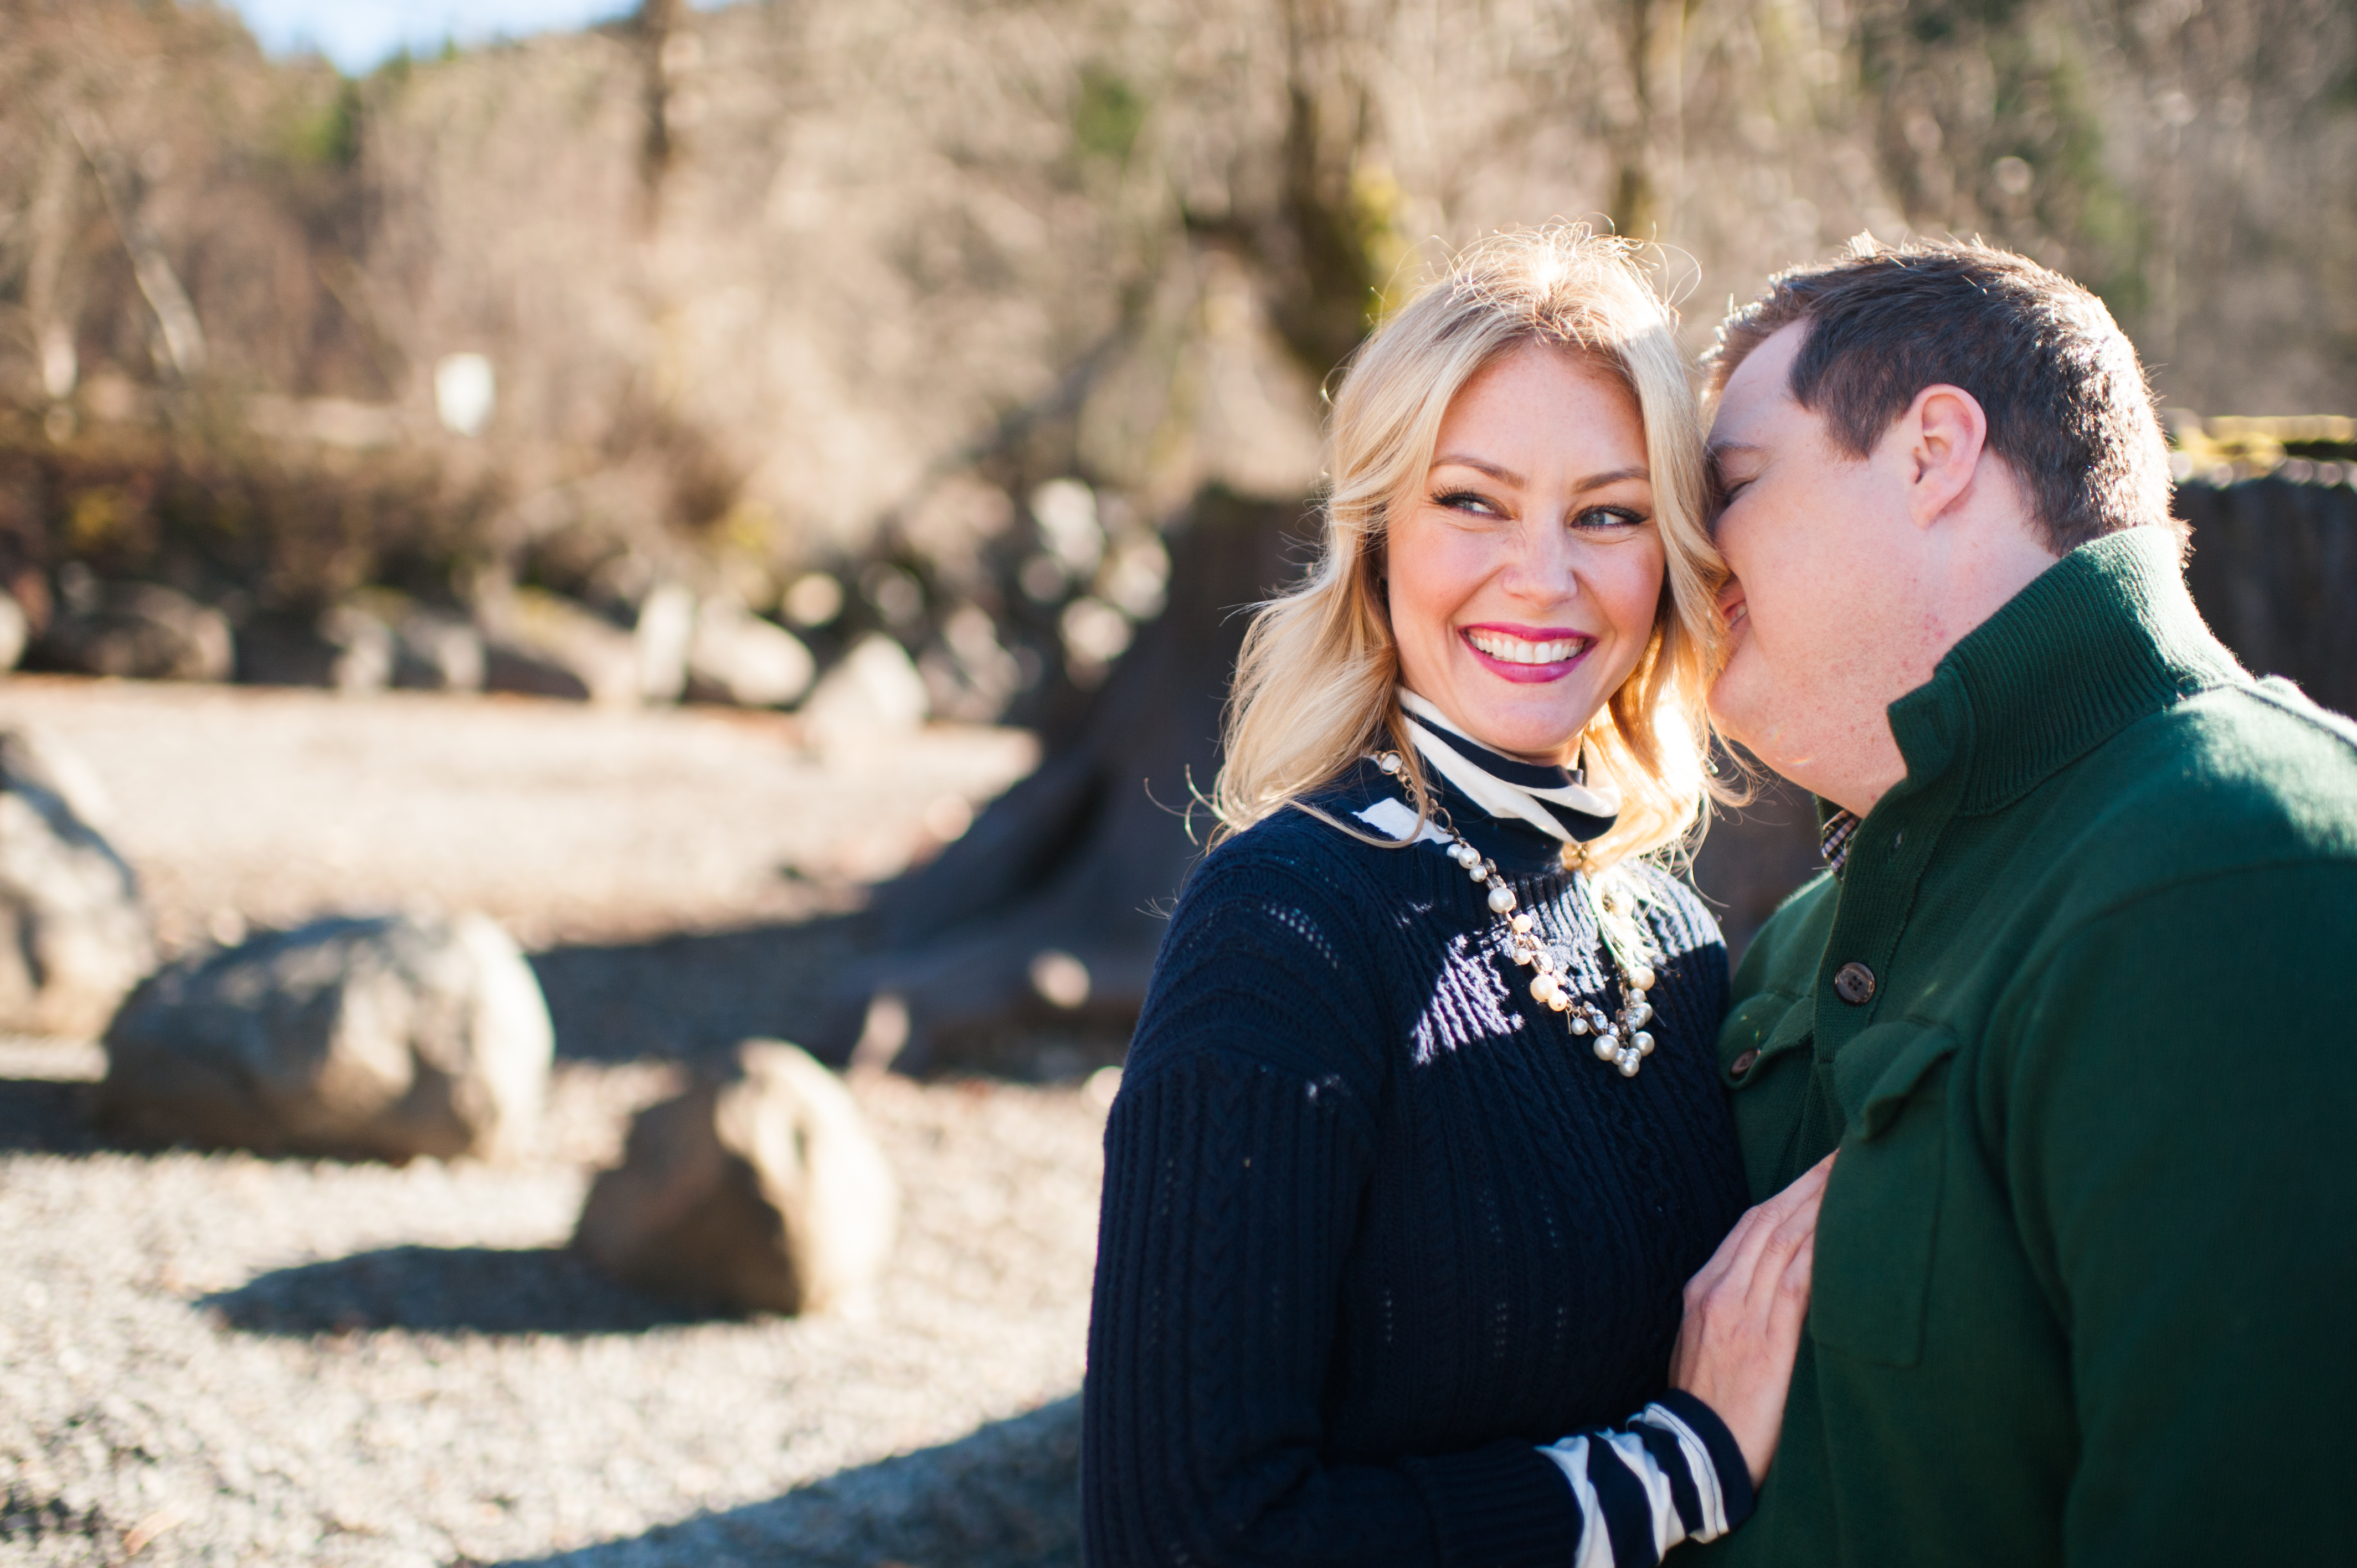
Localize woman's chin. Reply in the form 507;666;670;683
1453;703;1591;762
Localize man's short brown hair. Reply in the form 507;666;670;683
1706;238;2179;553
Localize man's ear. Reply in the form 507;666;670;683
1898;383;1988;529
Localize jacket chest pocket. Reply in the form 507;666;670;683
1810;1022;1960;1369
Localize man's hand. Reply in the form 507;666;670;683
1670;1153;1831;1487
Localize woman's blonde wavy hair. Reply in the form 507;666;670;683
1209;224;1725;874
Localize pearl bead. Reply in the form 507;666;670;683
1510;914;1533;933
1627;1002;1651;1027
1530;974;1560;1005
1594;1036;1618;1062
1634;1031;1655;1055
1549;992;1573;1012
1629;965;1656;991
1570;1015;1591;1035
1486;886;1516;914
1468;864;1487;881
1617;1050;1641;1077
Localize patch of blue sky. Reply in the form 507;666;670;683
217;0;729;76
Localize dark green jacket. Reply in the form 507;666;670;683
1696;527;2357;1568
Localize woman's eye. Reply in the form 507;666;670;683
1574;506;1647;531
1433;489;1503;518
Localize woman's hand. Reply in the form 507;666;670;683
1670;1153;1833;1488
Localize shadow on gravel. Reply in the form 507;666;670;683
491;1394;1080;1568
529;916;866;1064
0;1078;104;1155
203;1245;733;1337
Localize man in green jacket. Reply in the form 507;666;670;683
1692;239;2357;1567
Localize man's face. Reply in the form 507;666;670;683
1705;322;1912;796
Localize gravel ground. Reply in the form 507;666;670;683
0;680;1102;1567
0;677;1038;952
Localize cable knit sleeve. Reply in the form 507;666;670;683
1082;836;1584;1568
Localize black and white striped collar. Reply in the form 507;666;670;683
1396;689;1620;845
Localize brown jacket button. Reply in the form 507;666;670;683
1834;962;1877;1005
1730;1049;1760;1077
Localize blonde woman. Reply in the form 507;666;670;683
1082;228;1828;1568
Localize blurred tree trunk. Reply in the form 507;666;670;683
636;0;686;225
1187;0;1391;386
66;111;208;382
2178;477;2357;718
1610;0;1692;240
24;126;81;406
810;6;1402;1071
813;488;1305;1071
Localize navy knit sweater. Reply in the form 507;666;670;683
1083;761;1751;1567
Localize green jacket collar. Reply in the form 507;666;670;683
1885;525;2242;814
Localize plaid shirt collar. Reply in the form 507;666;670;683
1819;808;1862;876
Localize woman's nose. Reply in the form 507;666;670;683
1499;520;1582;603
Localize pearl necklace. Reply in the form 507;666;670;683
1377;751;1659;1077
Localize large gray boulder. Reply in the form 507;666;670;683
99;911;551;1163
575;1039;898;1315
38;580;234;683
0;729;154;1037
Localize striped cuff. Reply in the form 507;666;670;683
1650;1390;1756;1532
1532;1392;1759;1567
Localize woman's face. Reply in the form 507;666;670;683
1385;342;1665;762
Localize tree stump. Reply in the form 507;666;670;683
810;487;1307;1071
2176;475;2357;718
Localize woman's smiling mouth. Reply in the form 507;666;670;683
1460;624;1593;682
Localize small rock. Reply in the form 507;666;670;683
481;589;640;706
0;590;27;673
389;607;486;692
635;583;696;703
0;729;153;1037
99;912;551;1163
686;598;814;708
575;1039;899;1315
801;633;928;750
38;582;233;683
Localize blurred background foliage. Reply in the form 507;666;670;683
0;0;2350;724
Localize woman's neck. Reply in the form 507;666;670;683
1398;687;1576;766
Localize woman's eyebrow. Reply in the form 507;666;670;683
1570;465;1650;492
1429;453;1524;487
1429;456;1650;493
